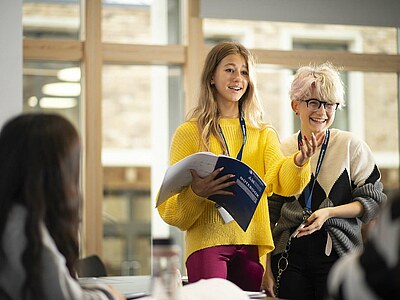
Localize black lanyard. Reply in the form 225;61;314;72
218;115;247;161
297;129;330;213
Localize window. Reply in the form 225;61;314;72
23;61;81;132
101;64;183;275
102;0;181;45
23;0;184;275
203;18;398;55
23;0;80;40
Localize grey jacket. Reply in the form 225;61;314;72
0;205;115;300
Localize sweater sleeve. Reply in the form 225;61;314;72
268;193;289;225
157;122;210;231
349;139;387;223
263;128;311;197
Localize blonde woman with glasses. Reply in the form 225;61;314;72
262;62;386;299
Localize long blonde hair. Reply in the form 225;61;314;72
188;41;265;153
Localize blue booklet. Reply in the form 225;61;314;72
156;152;266;231
208;156;266;231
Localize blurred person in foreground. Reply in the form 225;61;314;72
0;113;125;300
326;190;400;299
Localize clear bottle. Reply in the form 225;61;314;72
152;238;182;300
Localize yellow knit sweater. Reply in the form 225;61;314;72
158;118;311;261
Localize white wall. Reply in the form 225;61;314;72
0;0;23;128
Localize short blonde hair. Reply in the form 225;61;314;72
290;62;345;109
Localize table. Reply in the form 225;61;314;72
79;275;151;299
79;275;281;299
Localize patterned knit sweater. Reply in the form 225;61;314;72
269;129;386;257
158;118;311;261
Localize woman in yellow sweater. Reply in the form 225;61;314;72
157;41;319;291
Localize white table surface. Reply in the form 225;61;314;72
79;275;151;299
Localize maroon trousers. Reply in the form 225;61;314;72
186;245;264;291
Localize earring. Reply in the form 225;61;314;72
295;112;299;115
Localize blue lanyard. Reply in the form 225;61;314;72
297;129;330;212
218;114;247;161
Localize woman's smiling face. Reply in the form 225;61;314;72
211;54;249;105
293;90;336;135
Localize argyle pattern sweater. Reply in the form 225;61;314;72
269;129;386;257
158;118;311;261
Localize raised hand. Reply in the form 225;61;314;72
295;131;325;166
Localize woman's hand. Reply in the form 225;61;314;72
296;207;331;237
295;131;325;166
297;202;364;237
190;167;236;198
261;266;276;297
107;285;126;300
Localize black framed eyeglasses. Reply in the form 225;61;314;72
302;98;339;113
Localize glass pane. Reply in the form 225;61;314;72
23;0;80;40
103;172;151;275
102;0;181;44
361;72;399;196
204;19;397;55
102;64;183;275
23;61;81;130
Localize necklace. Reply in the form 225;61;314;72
220;113;239;118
